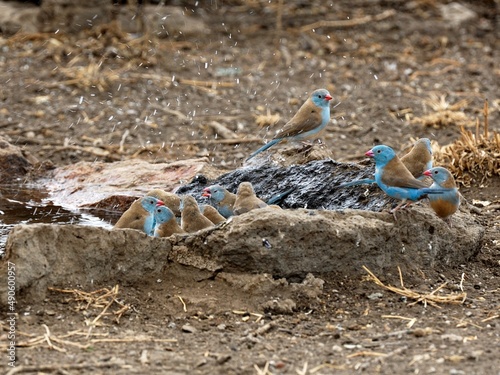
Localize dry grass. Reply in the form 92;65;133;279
255;109;281;128
363;266;467;308
434;100;500;186
412;93;472;128
48;284;130;325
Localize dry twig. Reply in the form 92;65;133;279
300;9;396;32
363;266;467;308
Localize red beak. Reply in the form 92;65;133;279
325;94;333;101
423;170;432;177
156;200;165;206
365;150;374;157
201;188;211;198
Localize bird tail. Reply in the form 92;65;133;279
266;187;296;205
335;178;375;189
420;188;449;195
246;139;280;161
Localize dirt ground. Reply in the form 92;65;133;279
1;1;500;374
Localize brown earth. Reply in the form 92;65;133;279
1;1;500;374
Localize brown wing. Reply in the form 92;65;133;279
400;143;432;177
273;99;323;139
381;158;430;189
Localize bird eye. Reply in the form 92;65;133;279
377;150;381;153
434;171;438;174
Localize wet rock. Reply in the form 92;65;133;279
178;159;387;212
45;158;218;209
0;136;32;183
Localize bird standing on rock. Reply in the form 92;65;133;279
246;88;333;161
114;196;165;235
400;138;433;179
202;185;236;218
146;189;181;218
233;182;268;215
181;195;214;233
365;145;446;214
423;167;460;223
336;138;434;189
153;205;185;237
201;204;226;224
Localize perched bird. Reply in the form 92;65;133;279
147;189;181;218
365;145;446;214
247;88;333;161
423;167;460;222
202;185;236;218
180;195;214;233
336;138;433;189
233;182;268;215
153;205;186;237
114;196;164;235
400;138;433;179
201;204;226;224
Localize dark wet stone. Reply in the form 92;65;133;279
176;159;391;212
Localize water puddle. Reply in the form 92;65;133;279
0;184;117;256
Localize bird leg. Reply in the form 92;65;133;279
390;200;408;220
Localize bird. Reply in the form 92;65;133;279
114;196;164;235
423;167;460;223
146;189;181;218
202;184;236;218
246;88;333;161
336;138;434;189
153;205;186;237
365;145;446;214
400;138;433;179
233;181;268;215
200;204;226;224
180;195;214;233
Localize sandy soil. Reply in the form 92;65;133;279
1;1;499;374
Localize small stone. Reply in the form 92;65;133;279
217;324;226;331
332;345;343;352
441;333;463;342
367;292;384;300
45;309;56;316
440;3;476;28
181;324;197;333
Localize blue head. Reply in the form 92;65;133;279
424;167;456;188
202;185;227;204
310;89;333;108
141;196;163;213
365;145;396;167
154;205;175;225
